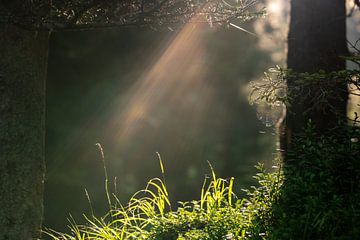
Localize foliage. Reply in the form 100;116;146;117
250;65;360;111
250;47;360;118
267;122;360;239
0;0;264;31
44;161;282;240
247;41;360;239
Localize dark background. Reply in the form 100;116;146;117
44;24;277;231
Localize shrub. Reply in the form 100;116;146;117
267;123;360;240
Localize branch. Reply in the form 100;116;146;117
0;0;262;31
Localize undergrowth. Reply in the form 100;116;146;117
45;157;282;240
45;124;360;240
267;124;360;240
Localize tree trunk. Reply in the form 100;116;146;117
281;0;348;154
0;17;49;239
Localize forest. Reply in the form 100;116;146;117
1;0;360;239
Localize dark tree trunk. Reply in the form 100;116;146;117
0;6;50;238
281;0;348;154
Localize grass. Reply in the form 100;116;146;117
44;154;282;240
45;125;360;239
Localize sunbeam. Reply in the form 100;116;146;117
105;21;212;154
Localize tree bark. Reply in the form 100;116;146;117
281;0;348;154
0;13;49;239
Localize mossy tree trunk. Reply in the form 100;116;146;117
281;0;348;155
0;3;50;238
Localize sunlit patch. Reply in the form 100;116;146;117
267;1;282;14
348;83;360;126
253;0;288;64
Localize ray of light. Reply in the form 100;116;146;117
104;19;213;153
